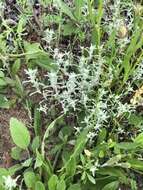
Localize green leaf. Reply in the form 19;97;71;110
31;136;40;153
87;173;96;184
24;42;57;71
128;114;143;127
128;159;143;171
22;158;32;167
130;179;137;190
102;181;119;190
14;75;24;98
24;41;40;57
97;167;127;183
48;175;58;190
74;0;83;20
134;133;143;146
63;128;89;176
68;184;81;190
24;171;37;188
66;156;76;177
0;71;5;78
62;23;77;36
56;0;76;21
10;118;30;149
115;142;138;150
17;16;26;34
34;108;41;136
42;115;64;157
57;179;66;190
35;150;43;169
35;53;58;71
0;95;10;109
11;147;22;160
73;128;89;158
8;164;23;176
97;128;107;144
12;59;21;74
0;78;7;87
104;155;122;166
35;181;45;190
0;168;9;185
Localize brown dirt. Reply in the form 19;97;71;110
0;104;30;168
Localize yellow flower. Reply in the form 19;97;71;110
130;85;143;105
84;149;92;157
118;24;128;38
134;4;143;16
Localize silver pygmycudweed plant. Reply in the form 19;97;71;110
24;0;138;139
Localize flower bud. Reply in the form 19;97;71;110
118;24;128;38
134;4;143;16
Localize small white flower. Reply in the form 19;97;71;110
90;161;99;176
43;29;55;44
48;72;58;91
24;69;42;94
38;104;48;114
3;175;19;190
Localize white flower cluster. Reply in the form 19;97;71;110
24;40;136;138
25;44;104;114
0;2;4;17
104;0;134;37
133;62;143;81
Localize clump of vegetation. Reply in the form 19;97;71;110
0;0;143;189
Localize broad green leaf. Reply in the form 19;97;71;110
130;179;137;190
97;167;127;183
73;128;89;157
12;59;21;74
134;133;143;146
57;179;66;190
128;113;143;127
56;0;76;21
102;181;119;190
11;147;22;160
24;42;57;71
35;181;45;190
42;115;64;157
68;184;81;190
62;23;77;36
128;159;143;171
0;185;5;190
103;155;122;166
14;75;24;98
8;164;23;176
87;173;96;184
115;142;138;150
17;16;26;34
34;150;43;169
22;158;32;167
48;175;58;190
66;156;76;177
24;41;40;57
62;128;89;176
0;95;10;109
97;128;107;144
31;136;40;153
0;71;4;78
74;0;83;20
10;118;30;149
0;168;9;185
24;171;37;188
0;78;7;86
34;107;41;136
